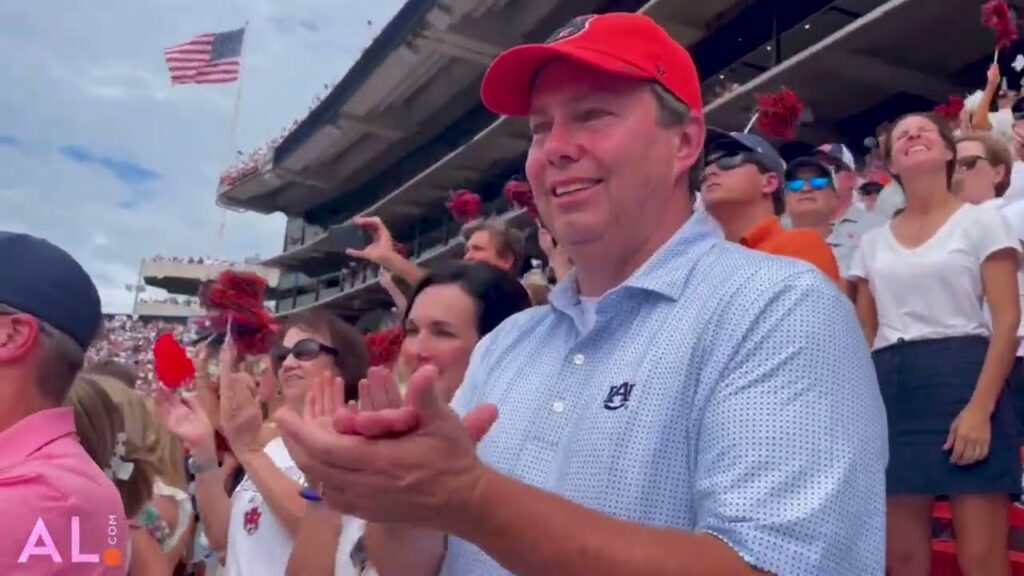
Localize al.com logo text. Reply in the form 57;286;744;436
17;515;123;567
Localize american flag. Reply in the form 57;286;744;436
164;28;245;85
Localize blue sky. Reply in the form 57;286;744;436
0;0;405;312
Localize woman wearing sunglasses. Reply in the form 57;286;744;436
953;132;1013;207
158;312;369;576
955;132;1024;457
286;261;531;576
850;112;1021;576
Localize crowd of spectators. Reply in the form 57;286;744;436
148;255;261;266
218;81;338;188
85;315;199;390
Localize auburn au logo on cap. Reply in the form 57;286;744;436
546;14;595;43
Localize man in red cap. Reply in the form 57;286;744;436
277;12;885;576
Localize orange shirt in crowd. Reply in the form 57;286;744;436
741;217;841;282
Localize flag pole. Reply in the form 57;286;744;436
215;21;249;259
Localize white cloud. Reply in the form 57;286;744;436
0;0;406;313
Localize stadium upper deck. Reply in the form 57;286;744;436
208;0;1017;320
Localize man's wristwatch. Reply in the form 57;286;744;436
188;454;219;475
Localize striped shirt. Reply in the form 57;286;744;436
447;211;887;575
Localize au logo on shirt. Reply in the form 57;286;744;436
603;382;635;410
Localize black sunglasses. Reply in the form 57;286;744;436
955;155;988;171
270;338;339;366
704;150;764;173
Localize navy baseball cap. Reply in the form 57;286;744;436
0;232;102;349
704;128;786;175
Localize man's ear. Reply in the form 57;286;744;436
763;172;781;199
0;315;40;363
674;115;706;180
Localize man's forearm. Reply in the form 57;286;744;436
237;449;307;537
447;468;766;576
364;523;445;576
380;252;427;287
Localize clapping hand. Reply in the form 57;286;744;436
274;365;498;526
154;388;216;455
330;366;418;437
285;371;350;486
218;339;264;456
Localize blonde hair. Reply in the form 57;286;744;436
89;373;188;491
64;376;157;517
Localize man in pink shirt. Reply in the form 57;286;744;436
0;232;128;575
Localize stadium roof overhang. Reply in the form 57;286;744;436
704;0;1005;141
324;0;753;233
216;0;630;217
140;260;282;298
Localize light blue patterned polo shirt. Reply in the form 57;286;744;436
446;211;887;575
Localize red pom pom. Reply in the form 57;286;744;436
504;179;539;220
153;333;195;390
933;94;965;121
983;0;1020;50
199;270;277;356
365;326;404;368
754;87;804;140
446;189;482;223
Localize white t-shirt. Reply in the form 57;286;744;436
849;203;1019;350
1004;162;1024;205
226;437;305;576
997;198;1024;356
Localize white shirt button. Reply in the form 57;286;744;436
572;354;585;365
552;401;565;413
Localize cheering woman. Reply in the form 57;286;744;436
851;112;1021;576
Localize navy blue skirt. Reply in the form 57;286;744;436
873;336;1020;496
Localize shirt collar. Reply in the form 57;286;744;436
740;216;783;249
549;211;724;314
0;407;77;469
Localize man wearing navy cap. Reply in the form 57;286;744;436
702;129;839;281
0;232;128;575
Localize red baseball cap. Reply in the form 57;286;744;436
480;13;702;117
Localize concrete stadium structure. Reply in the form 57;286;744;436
208;0;1016;322
137;258;280;317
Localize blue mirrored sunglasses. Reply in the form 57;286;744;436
785;177;831;192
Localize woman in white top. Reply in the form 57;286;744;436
850;112;1021;576
954;133;1024;441
157;313;369;576
285;261;532;576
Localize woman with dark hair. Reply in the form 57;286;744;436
399;261;532;400
286;261;531;576
850;112;1021;576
